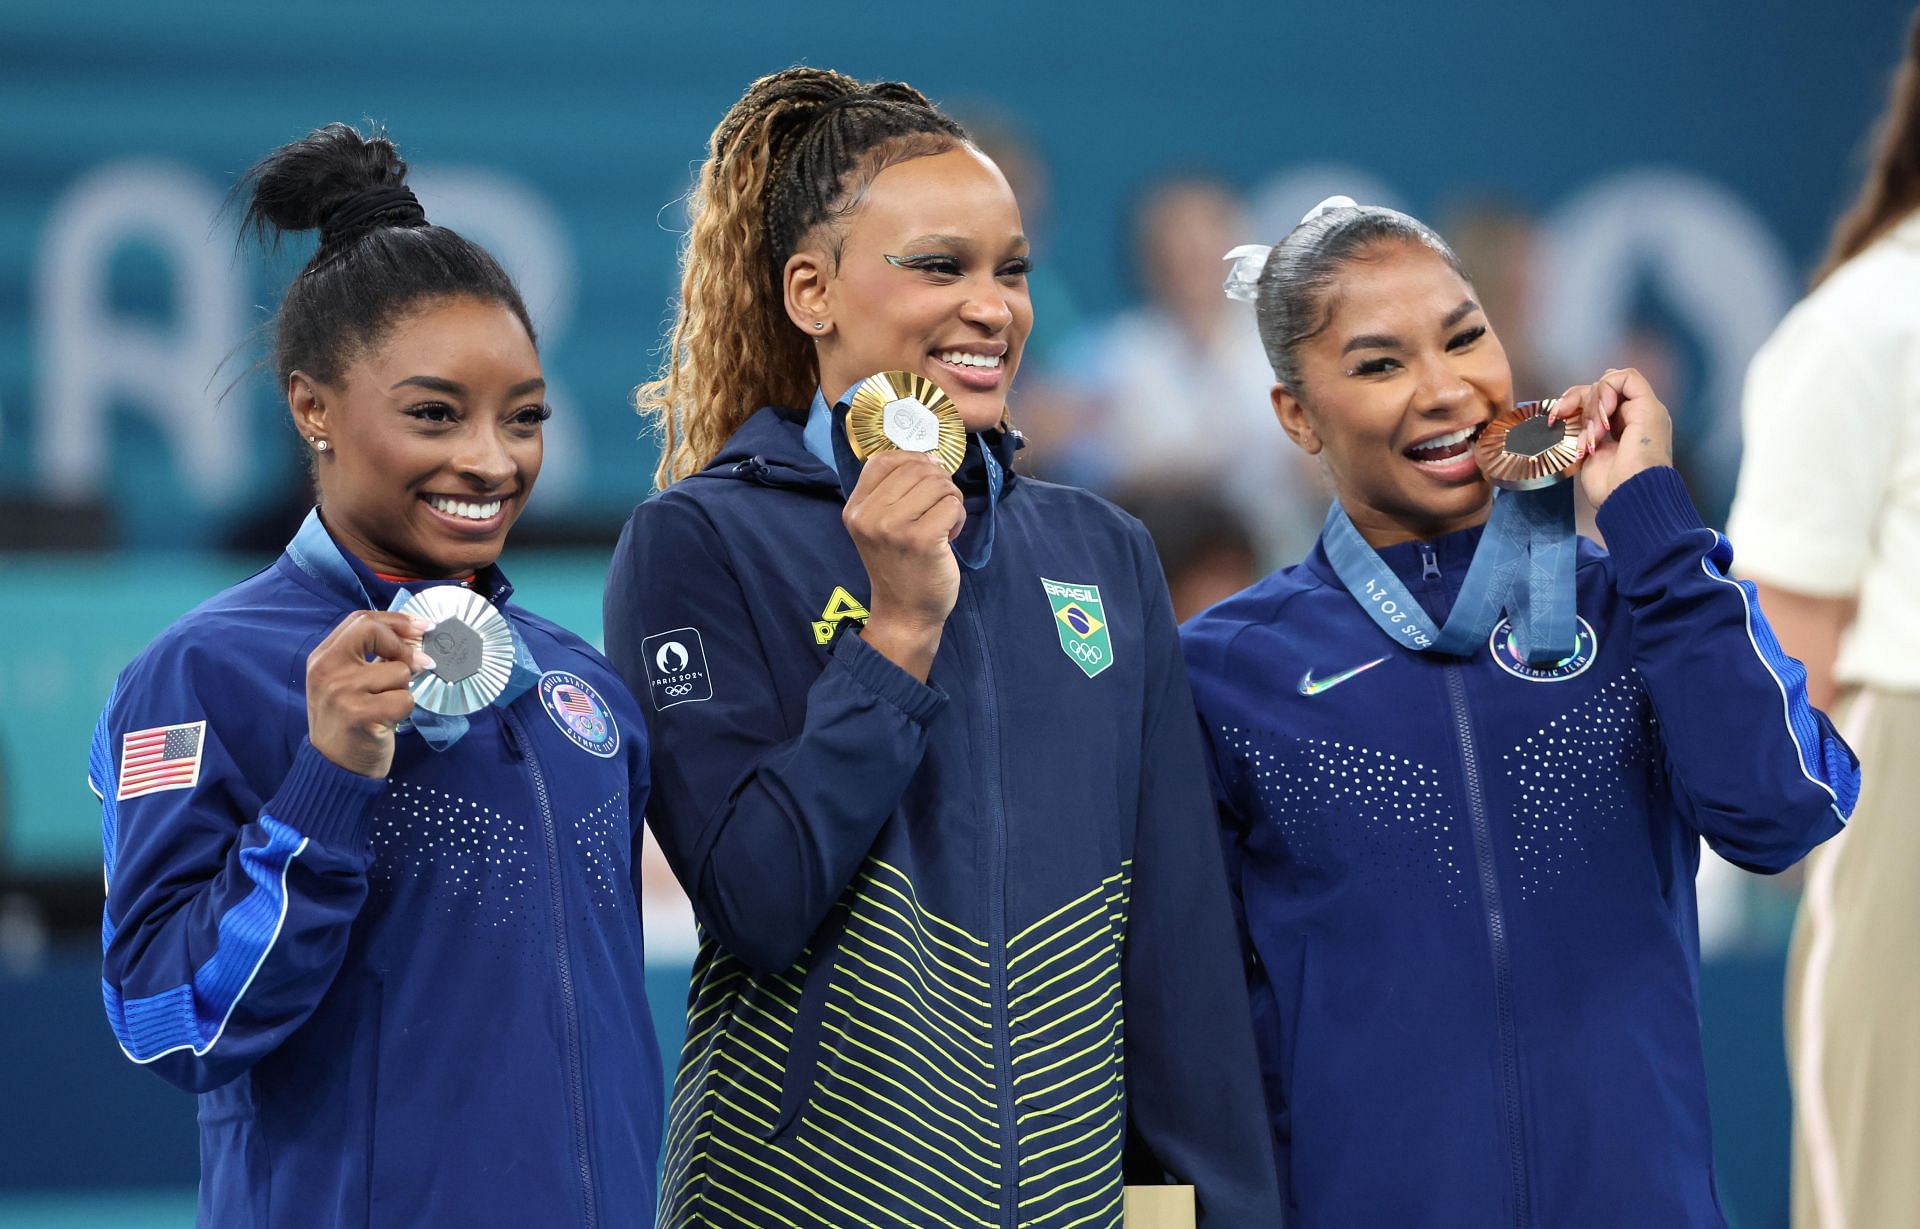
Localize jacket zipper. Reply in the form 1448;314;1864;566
1425;545;1529;1228
962;580;1017;1228
504;712;597;1228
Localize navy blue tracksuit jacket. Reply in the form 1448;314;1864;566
604;407;1281;1227
1183;467;1859;1227
94;515;664;1227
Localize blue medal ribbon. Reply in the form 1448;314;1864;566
1320;482;1576;665
284;508;539;750
826;395;1005;572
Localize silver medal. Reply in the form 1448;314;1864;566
399;586;518;716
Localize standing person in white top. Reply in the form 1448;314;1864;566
1728;14;1920;1227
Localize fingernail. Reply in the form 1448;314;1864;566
409;616;435;634
415;653;436;672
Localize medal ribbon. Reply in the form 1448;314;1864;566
1320;482;1576;665
829;399;1003;572
285;508;540;750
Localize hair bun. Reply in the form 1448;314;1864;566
239;122;426;252
318;184;426;250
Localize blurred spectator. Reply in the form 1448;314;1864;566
1443;198;1550;399
1114;482;1260;622
1050;175;1327;565
1727;13;1920;1228
960;112;1094;473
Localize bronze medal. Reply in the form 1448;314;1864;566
845;371;968;475
1476;398;1586;491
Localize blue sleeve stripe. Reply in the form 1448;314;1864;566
91;685;120;884
1699;536;1861;821
102;815;309;1064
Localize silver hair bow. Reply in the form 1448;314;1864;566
1300;193;1358;223
1221;244;1270;303
1221;195;1363;303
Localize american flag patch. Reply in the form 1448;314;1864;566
553;686;598;718
117;721;207;800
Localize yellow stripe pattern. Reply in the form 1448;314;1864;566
659;858;1134;1228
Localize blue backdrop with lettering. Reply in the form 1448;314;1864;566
2;0;1910;547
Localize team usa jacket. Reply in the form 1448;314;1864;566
1183;467;1860;1228
604;406;1282;1228
92;514;664;1229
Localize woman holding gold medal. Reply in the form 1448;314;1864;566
92;124;664;1226
1183;198;1861;1226
605;68;1279;1227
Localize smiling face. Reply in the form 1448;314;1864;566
788;144;1033;432
291;294;547;578
1274;240;1513;545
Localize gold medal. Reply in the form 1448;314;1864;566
1476;398;1586;491
845;371;968;474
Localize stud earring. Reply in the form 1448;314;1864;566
311;437;330;452
813;322;825;330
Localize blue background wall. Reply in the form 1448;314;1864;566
3;0;1911;547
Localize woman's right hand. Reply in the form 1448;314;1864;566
306;611;436;779
842;451;964;681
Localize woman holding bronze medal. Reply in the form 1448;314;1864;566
92;124;663;1226
605;68;1279;1227
1183;197;1862;1226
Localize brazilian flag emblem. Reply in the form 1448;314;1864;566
1042;577;1113;679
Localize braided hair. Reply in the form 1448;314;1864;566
638;67;969;488
239;122;534;389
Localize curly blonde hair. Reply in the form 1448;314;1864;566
636;67;968;488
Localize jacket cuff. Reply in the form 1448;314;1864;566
264;740;386;851
1594;466;1708;571
831;629;950;725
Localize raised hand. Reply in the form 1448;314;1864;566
306;610;434;778
1551;367;1676;508
841;450;965;681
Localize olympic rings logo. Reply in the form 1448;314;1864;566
665;683;694;697
1068;641;1105;664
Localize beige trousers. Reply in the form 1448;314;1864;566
1786;689;1920;1229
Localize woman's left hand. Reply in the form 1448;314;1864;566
1550;367;1675;508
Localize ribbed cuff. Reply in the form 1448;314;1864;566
832;629;950;725
265;740;387;850
1594;466;1708;569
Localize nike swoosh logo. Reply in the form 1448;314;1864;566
1297;657;1389;697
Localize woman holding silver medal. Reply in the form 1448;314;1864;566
605;68;1279;1228
91;124;664;1226
1182;196;1861;1226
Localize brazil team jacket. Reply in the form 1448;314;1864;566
603;406;1282;1228
1182;467;1859;1228
92;514;664;1229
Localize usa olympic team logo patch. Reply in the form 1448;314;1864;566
538;671;620;757
1489;616;1599;683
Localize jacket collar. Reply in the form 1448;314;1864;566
280;507;515;611
1302;517;1489;595
695;404;1021;504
